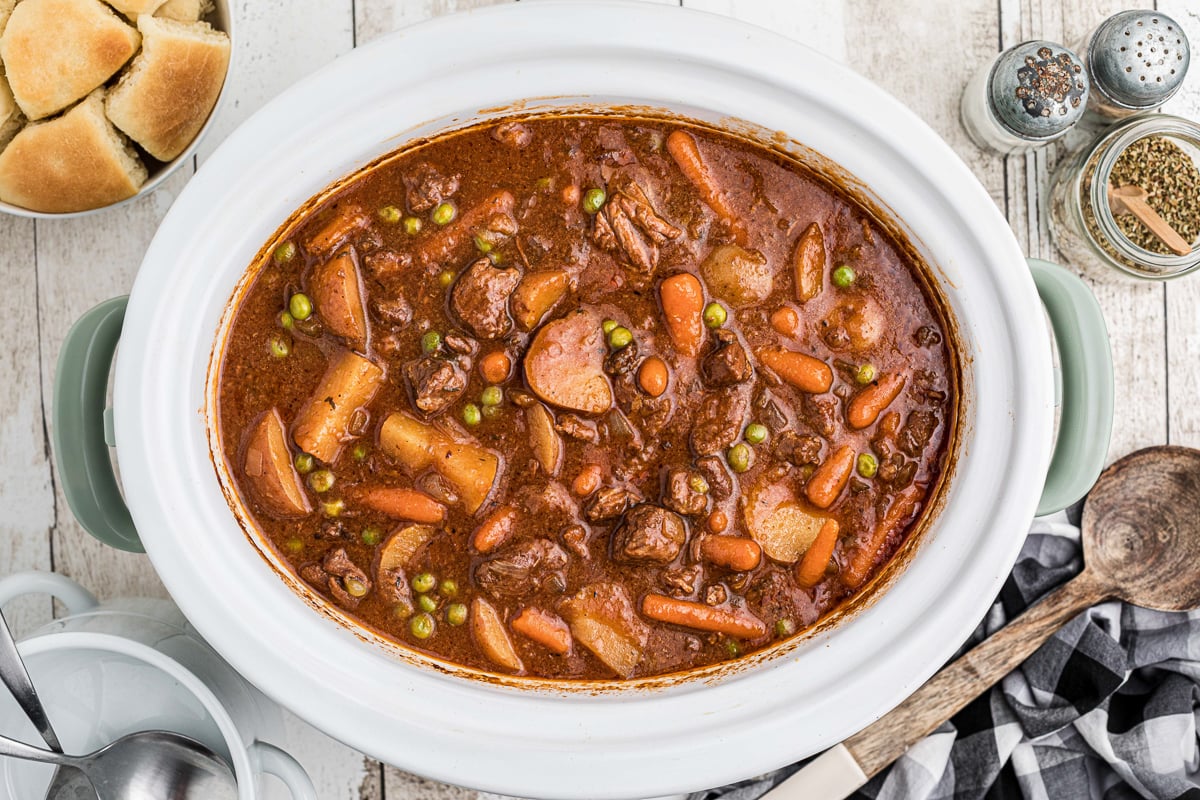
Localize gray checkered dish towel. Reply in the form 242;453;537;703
694;519;1200;800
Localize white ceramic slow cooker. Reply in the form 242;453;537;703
51;4;1114;797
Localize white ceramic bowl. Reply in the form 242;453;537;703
54;3;1111;797
0;0;235;219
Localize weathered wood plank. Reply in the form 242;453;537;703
1160;0;1200;449
0;215;55;639
1001;0;1169;463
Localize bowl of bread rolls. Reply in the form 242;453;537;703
0;0;232;216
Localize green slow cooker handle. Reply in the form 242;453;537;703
52;296;144;553
1028;258;1114;516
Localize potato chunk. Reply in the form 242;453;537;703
471;597;523;673
378;413;501;514
743;479;825;563
700;244;772;306
524;309;613;415
292;350;384;463
511;268;569;330
559;583;648;678
310;248;367;350
242;408;310;518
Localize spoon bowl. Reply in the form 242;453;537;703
1081;446;1200;610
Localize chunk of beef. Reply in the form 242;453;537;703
556;414;599;443
773;431;823;467
753;389;789;431
604;339;639;376
491;121;532;148
443;332;477;355
802;394;838;439
301;548;371;609
690;386;750;456
584;486;639;522
475;539;569;599
450;257;521;339
370;295;412;328
696;455;734;501
612;505;687;565
613;372;674;439
404;163;460;212
898;410;939;457
662;467;709;516
746;570;819;631
403;355;467;416
592;177;681;279
701;330;752;387
661;564;702;597
363;249;411;279
561;524;590;560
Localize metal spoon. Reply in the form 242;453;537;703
0;729;237;800
0;608;95;797
766;445;1200;799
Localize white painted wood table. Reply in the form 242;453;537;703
2;0;1198;797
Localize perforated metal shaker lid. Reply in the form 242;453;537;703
989;41;1089;140
1088;10;1190;110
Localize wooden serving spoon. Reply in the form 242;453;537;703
765;446;1200;800
1107;184;1193;256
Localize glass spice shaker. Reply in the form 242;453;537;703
1078;10;1190;122
1048;114;1200;280
960;41;1089;154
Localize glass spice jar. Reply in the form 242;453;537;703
1048;114;1200;279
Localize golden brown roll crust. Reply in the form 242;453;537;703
104;14;229;161
0;68;22;152
0;0;16;35
0;0;141;120
0;90;147;212
153;0;212;22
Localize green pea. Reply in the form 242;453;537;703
279;311;294;330
723;638;741;658
352;442;369;461
344;577;368;598
474;234;493;254
288;293;313;321
410;612;436;639
462;403;482;427
481;386;503;407
583;188;607;214
446;603;468;626
284;538;304;555
322;499;344;517
417;594;438;613
269;335;290;358
361;526;383;546
832;266;857;288
775;618;796;637
703;302;727;329
482;404;501;420
393;601;414;619
688;474;709;494
439;579;459;598
403;216;422;235
727;443;752;474
601;319;619;335
421;331;442;353
273;241;297;265
438;270;455;288
309;469;334;493
745;423;768;445
487;251;504;265
412;572;437;594
535;176;552;191
855;363;877;385
607;326;633;349
857;453;878;479
432;202;457;225
377;205;402;224
294;453;315;474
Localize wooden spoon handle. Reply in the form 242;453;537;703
1114;191;1193;256
764;570;1109;800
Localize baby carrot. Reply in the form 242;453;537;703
700;535;763;572
795;519;840;588
659;272;705;357
642;594;767;638
511;607;573;655
847;372;906;429
666;130;748;245
471;505;519;553
352;487;446;524
805;445;855;509
758;348;833;393
843;486;923;589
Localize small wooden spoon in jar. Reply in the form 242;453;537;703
765;446;1200;800
1107;184;1193;256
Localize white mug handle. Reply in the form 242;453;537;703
251;741;317;800
0;572;99;616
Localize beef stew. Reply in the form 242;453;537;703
216;115;958;680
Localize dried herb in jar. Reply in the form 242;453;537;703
1109;136;1200;255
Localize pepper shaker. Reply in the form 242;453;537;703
960;41;1090;154
1079;10;1191;121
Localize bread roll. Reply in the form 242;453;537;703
105;14;228;161
0;0;140;120
0;0;16;35
0;90;147;213
104;0;167;15
0;68;22;152
154;0;212;22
